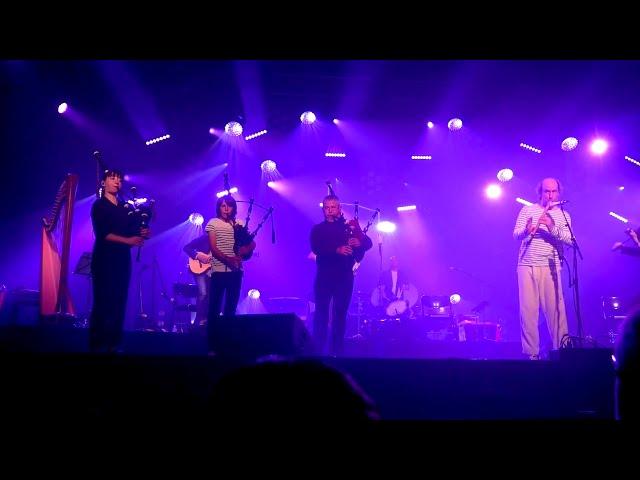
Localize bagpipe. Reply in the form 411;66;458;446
221;173;275;260
94;151;155;261
327;180;379;263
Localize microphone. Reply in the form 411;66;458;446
93;150;101;158
549;200;569;207
354;201;359;220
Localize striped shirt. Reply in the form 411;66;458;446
205;217;243;272
513;204;573;266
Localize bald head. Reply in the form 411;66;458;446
538;178;562;207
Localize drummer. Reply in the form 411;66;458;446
377;256;411;306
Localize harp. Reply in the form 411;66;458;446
40;173;79;319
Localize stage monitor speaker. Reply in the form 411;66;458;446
209;313;312;358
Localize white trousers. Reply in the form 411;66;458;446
517;265;569;356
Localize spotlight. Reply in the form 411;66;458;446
609;212;629;223
245;129;268;141
590;139;609;155
485;184;502;200
261;160;277;173
376;221;397;233
411;155;432;160
447;118;463;131
427;121;434;129
497;168;514;182
216;187;239;198
57;102;68;114
519;142;542;154
397;205;417;212
561;137;578;151
225;121;243;136
625;155;640;167
300;111;316;125
332;118;339;124
145;134;171;146
267;181;276;188
325;152;346;157
188;213;204;226
450;294;461;305
248;289;261;299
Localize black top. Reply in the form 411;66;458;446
310;219;373;274
183;233;211;259
91;196;138;258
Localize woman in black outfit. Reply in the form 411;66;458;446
89;169;150;352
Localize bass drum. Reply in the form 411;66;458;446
399;283;419;307
385;299;408;317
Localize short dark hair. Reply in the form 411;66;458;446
216;195;237;220
323;194;340;205
101;169;124;181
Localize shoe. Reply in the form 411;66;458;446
528;354;540;360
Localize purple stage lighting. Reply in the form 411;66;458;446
245;129;267;141
485;184;502;200
561;137;578;151
590;139;609;155
325;152;346;158
267;181;276;188
411;155;432;160
225;121;243;136
427;121;434;129
519;142;542;154
145;134;171;145
497;168;514;182
57;102;68;114
332;118;339;124
625;155;640;167
447;118;463;131
188;213;204;226
609;212;629;223
261;160;277;173
376;221;397;233
450;294;461;305
216;187;238;198
248;289;261;299
397;205;417;212
300;111;316;125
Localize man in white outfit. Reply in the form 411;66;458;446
513;178;573;360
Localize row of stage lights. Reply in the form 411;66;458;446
56;102;637;163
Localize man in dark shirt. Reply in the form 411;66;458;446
183;233;213;327
310;195;372;355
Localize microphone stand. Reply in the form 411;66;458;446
559;205;585;347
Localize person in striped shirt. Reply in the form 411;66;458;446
513;178;573;360
205;195;255;354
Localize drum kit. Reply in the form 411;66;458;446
370;283;420;318
354;283;430;339
350;283;498;343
